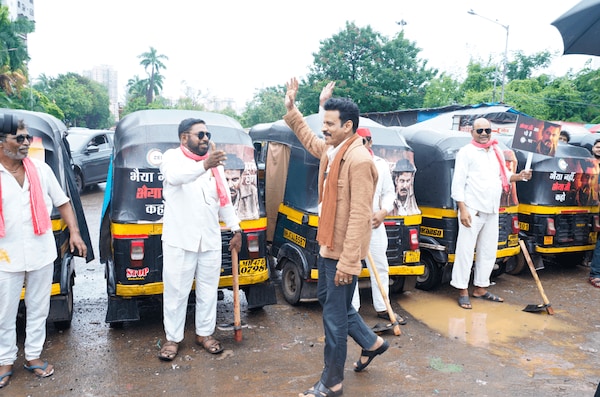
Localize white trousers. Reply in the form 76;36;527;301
0;263;53;365
450;207;499;290
162;243;222;342
352;224;389;312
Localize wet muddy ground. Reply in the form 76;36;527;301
4;185;600;396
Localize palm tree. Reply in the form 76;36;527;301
138;47;168;104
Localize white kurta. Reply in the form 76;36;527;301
160;147;241;341
353;155;395;312
450;143;512;289
0;158;69;272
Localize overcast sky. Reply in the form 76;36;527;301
27;0;595;110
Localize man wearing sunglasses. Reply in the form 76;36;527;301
0;120;87;387
451;118;532;309
158;118;242;361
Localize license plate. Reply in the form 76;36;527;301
403;250;420;263
239;258;268;274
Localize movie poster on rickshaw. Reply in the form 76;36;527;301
371;147;420;216
511;115;560;157
218;144;259;221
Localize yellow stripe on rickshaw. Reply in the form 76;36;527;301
420;207;458;219
114;272;270;297
535;244;595;254
111;223;163;237
278;204;319;227
21;283;62;300
52;219;66;232
446;246;520;264
385;214;422;226
310;264;425;280
519;204;598;215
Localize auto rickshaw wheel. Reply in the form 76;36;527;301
74;170;84;193
415;252;442;291
280;259;303;305
54;273;74;330
506;253;526;275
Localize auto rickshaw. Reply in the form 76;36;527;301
249;114;424;305
498;135;600;272
99;109;276;326
397;125;521;290
2;109;95;329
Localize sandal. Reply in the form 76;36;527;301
377;311;407;325
458;295;472;309
196;335;224;354
354;339;389;372
473;291;504;302
300;380;343;397
589;277;600;288
0;366;12;389
157;341;179;361
24;360;54;378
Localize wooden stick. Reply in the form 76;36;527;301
231;249;243;341
367;252;401;335
519;239;555;315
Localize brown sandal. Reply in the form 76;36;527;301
158;341;179;361
195;335;223;354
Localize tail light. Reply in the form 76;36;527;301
247;233;259;259
594;215;600;232
130;240;144;267
409;229;419;251
546;218;556;236
511;215;520;234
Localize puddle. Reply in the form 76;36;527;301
399;290;578;348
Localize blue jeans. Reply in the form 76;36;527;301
317;256;377;388
590;239;600;278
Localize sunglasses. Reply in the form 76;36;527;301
475;128;492;135
362;136;372;145
8;134;33;143
187;131;211;140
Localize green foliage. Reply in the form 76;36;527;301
506;50;553;81
304;23;436;113
241;86;286;128
423;74;462;108
0;7;32;73
36;73;113;128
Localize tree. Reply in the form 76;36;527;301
303;22;436;113
138;47;168;104
423;73;462;108
506;50;553;81
36;73;113;128
241;86;286;128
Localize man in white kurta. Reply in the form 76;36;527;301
158;118;241;361
451;118;531;309
0;124;87;385
351;128;408;324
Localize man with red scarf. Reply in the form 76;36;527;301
0;120;87;388
451;118;531;309
157;118;242;361
285;78;388;397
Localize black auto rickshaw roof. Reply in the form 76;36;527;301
114;109;251;167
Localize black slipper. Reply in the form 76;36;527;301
354;340;389;372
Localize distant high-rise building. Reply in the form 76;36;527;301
83;65;119;121
1;0;34;21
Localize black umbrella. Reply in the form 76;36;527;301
551;0;600;56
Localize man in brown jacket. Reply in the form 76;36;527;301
284;78;389;397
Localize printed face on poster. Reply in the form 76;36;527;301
511;115;561;157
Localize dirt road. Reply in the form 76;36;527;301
4;185;600;396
